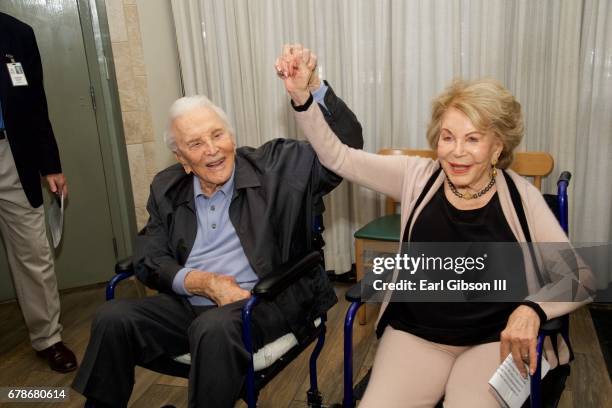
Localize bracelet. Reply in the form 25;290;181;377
520;301;548;324
291;93;313;112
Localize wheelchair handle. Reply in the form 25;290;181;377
557;171;572;184
115;256;134;275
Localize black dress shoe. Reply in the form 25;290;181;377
36;341;78;373
327;267;356;283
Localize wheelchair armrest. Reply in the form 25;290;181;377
344;273;381;303
540;317;563;333
252;251;322;299
115;256;134;275
345;283;362;303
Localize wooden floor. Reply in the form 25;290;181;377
0;282;610;408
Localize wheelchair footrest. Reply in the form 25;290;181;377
307;389;322;407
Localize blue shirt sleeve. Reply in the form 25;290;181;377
312;82;329;112
172;267;193;296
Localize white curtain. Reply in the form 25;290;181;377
171;0;611;274
573;0;612;286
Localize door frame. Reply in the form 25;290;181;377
76;0;138;259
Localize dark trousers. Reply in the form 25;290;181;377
72;294;290;408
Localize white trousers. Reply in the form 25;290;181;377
0;136;62;350
359;326;501;408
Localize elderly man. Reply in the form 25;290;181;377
73;46;362;407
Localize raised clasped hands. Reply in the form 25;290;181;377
275;43;320;105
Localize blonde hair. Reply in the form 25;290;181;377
426;79;523;169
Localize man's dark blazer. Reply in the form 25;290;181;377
134;84;363;342
0;12;62;208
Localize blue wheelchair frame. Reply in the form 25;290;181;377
107;251;327;408
341;172;573;408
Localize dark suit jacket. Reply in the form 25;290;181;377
134;84;363;342
0;12;62;208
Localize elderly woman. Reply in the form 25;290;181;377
276;45;590;407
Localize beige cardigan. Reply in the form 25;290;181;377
295;101;593;365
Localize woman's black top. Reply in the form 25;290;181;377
381;185;527;346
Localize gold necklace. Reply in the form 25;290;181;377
447;176;495;200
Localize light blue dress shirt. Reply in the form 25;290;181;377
172;170;258;306
312;82;328;110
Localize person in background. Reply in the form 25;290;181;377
0;12;76;373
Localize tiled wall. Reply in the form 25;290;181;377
105;0;156;229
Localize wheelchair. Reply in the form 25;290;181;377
106;217;329;408
339;172;573;408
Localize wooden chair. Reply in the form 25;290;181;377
353;149;554;324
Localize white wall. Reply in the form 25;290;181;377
136;0;182;171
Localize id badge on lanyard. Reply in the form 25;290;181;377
5;54;28;86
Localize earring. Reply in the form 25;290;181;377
491;158;498;178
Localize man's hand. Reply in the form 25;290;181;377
45;173;68;198
275;43;319;105
499;305;541;378
184;270;251;306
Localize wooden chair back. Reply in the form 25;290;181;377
377;149;554;215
